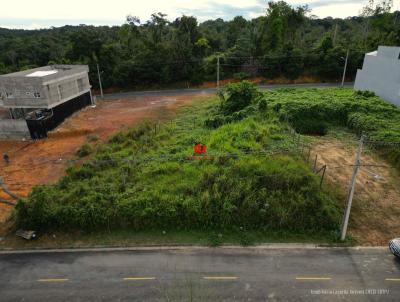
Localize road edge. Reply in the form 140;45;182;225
0;243;387;254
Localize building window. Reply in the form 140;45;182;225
6;92;14;99
33;92;41;98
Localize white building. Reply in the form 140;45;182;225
354;46;400;106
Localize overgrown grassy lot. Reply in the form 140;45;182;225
14;83;400;243
268;88;400;169
15;83;344;238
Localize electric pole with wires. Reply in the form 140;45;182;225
217;56;220;88
97;64;104;99
340;134;366;241
341;49;349;88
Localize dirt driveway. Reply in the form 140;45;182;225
0;94;208;229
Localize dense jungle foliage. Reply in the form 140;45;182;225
1;1;399;89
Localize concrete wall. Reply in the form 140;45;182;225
0;119;30;138
354;46;400;106
44;71;91;109
0;77;49;108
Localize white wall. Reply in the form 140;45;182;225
354;46;400;106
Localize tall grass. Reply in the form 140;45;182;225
15;91;341;233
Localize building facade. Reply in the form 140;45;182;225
0;65;93;138
354;46;400;106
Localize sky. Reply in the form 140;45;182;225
0;0;399;29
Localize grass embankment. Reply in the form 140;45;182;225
13;82;343;245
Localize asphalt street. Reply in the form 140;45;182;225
0;246;399;301
102;82;354;100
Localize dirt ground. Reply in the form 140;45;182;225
311;137;400;245
0;94;207;232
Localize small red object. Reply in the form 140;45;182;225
194;143;207;155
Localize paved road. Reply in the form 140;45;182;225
102;82;354;100
0;246;399;301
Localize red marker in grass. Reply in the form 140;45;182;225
194;143;207;155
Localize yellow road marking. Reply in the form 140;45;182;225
203;276;239;280
123;277;156;281
296;277;331;281
37;278;69;282
385;278;400;282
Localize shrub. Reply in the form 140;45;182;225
76;143;93;157
292;118;328;136
219;81;260;115
258;98;268;111
354;90;376;98
87;134;99;142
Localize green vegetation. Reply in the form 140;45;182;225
14;83;400;241
0;1;398;89
15;83;343;236
267;88;400;169
75;143;93;157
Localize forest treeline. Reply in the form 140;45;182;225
0;1;399;89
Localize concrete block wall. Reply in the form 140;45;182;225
0;119;30;138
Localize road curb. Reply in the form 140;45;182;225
0;244;388;254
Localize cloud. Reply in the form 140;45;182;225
177;1;265;20
0;18;122;30
306;0;366;9
0;0;378;29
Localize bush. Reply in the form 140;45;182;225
219;81;260;115
354;90;376;98
292;118;328;136
87;134;99;142
76;143;93;157
258;98;268;111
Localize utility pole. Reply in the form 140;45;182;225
97;64;104;99
341;49;349;88
217;56;220;88
340;134;365;241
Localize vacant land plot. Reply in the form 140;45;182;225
2;84;400;247
12;83;344;242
